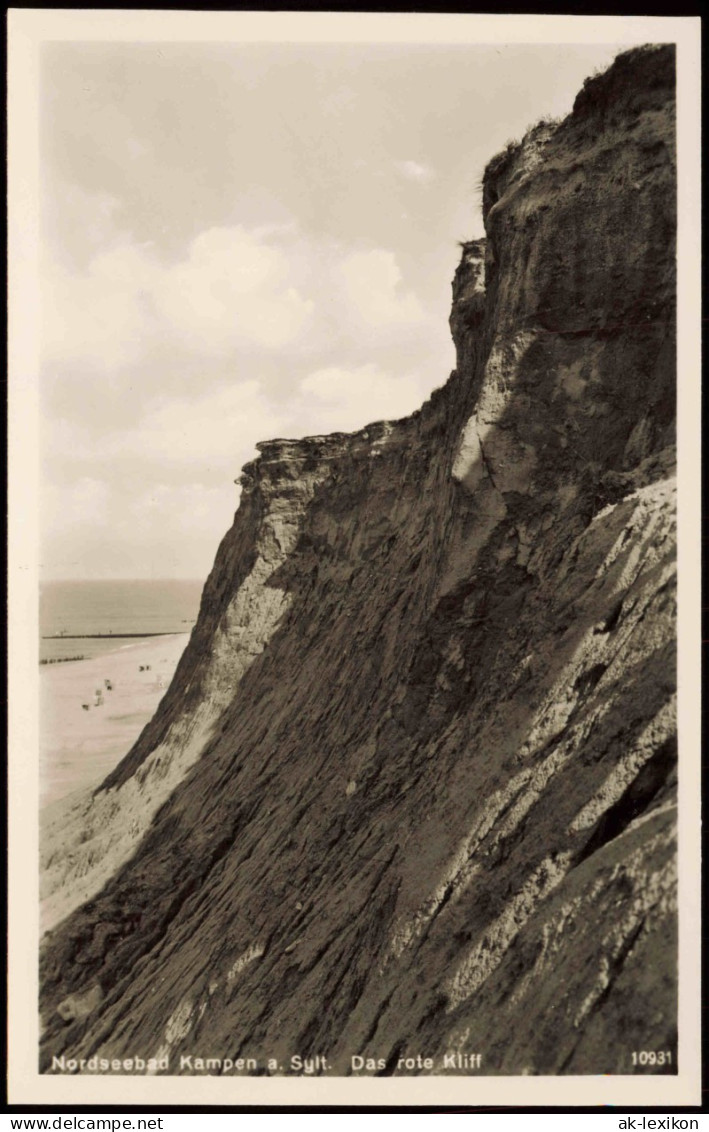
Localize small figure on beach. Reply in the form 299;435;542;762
94;689;103;707
139;665;145;672
81;703;90;711
104;679;113;691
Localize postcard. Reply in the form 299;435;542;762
7;9;701;1109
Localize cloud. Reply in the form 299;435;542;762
45;380;289;475
333;249;424;334
42;248;151;371
42;222;430;377
42;225;316;371
44;181;127;266
40;214;442;578
126;137;149;161
298;363;429;434
395;160;435;184
123;381;288;467
45;364;431;498
153;227;314;355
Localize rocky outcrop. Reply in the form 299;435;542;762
40;45;677;1076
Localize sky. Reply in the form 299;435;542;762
40;37;622;580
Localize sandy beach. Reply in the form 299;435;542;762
40;633;189;807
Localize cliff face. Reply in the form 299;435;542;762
40;45;677;1076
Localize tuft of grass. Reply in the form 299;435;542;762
525;114;562;133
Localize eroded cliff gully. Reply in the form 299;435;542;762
40;45;677;1076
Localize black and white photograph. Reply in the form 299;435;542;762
7;10;701;1109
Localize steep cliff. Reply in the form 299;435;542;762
40;45;677;1076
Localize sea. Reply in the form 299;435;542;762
39;579;204;663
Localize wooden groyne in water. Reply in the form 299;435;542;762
41;633;179;640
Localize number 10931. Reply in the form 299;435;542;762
631;1051;672;1067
